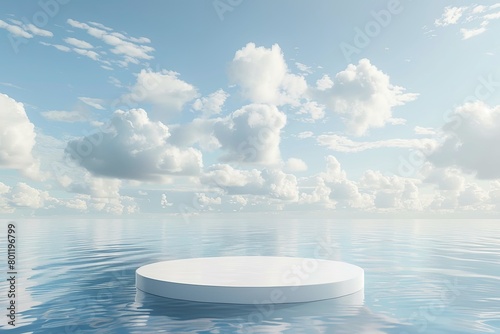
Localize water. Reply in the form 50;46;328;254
1;217;499;333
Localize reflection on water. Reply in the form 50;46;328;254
0;218;499;333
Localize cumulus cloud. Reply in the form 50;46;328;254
423;165;465;191
359;170;422;210
319;156;371;209
284;158;308;172
171;103;287;165
429;101;500;179
300;156;370;209
317;134;436;152
428;179;491;212
297;101;325;121
65;198;88;211
230;195;248;207
65;108;203;181
195;192;222;206
213;104;286;165
0;182;13;213
0;182;56;213
9;182;51;209
192;89;229;117
313;59;417;136
316;75;333;91
123;69;198;119
201;164;264;192
458;183;488;207
200;164;299;201
0;93;37;170
299;177;332;207
64;173;138;214
228;43;307;106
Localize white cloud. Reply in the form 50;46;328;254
213;104;286;165
429;101;500;179
0;19;53;38
66;19;154;66
414;126;436;135
228;43;307;106
170;104;286;165
24;23;52;37
297;131;314;139
387;118;407;125
65;198;87;211
295;62;313;74
73;48;100;61
423;165;465;191
201;164;264;190
0;19;32;38
297;101;325;121
230;195;248;207
0;93;37;170
317;134;436;152
359;170;422;210
200;164;299;201
123;69;198;119
461;26;487;39
316;75;333;91
161;193;173;208
299;177;332;207
65;173;138;215
263;169;299;201
9;183;51;209
435;6;466;26
314;59;417;136
195;192;222;206
284;158;308;172
65;108;203;181
484;11;500;20
472;5;487;14
40;41;71;52
192;89;229;117
79;97;105;110
41;110;90;122
65;37;93;49
435;4;500;39
319;156;371;209
458;183;488;207
489;181;500;210
0;182;14;213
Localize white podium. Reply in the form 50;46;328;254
136;256;364;304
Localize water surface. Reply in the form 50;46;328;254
1;217;499;333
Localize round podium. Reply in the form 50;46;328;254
136;256;364;304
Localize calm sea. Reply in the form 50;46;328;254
1;217;499;333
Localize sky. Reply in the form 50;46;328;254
0;0;500;218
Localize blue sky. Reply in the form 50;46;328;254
1;0;500;217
